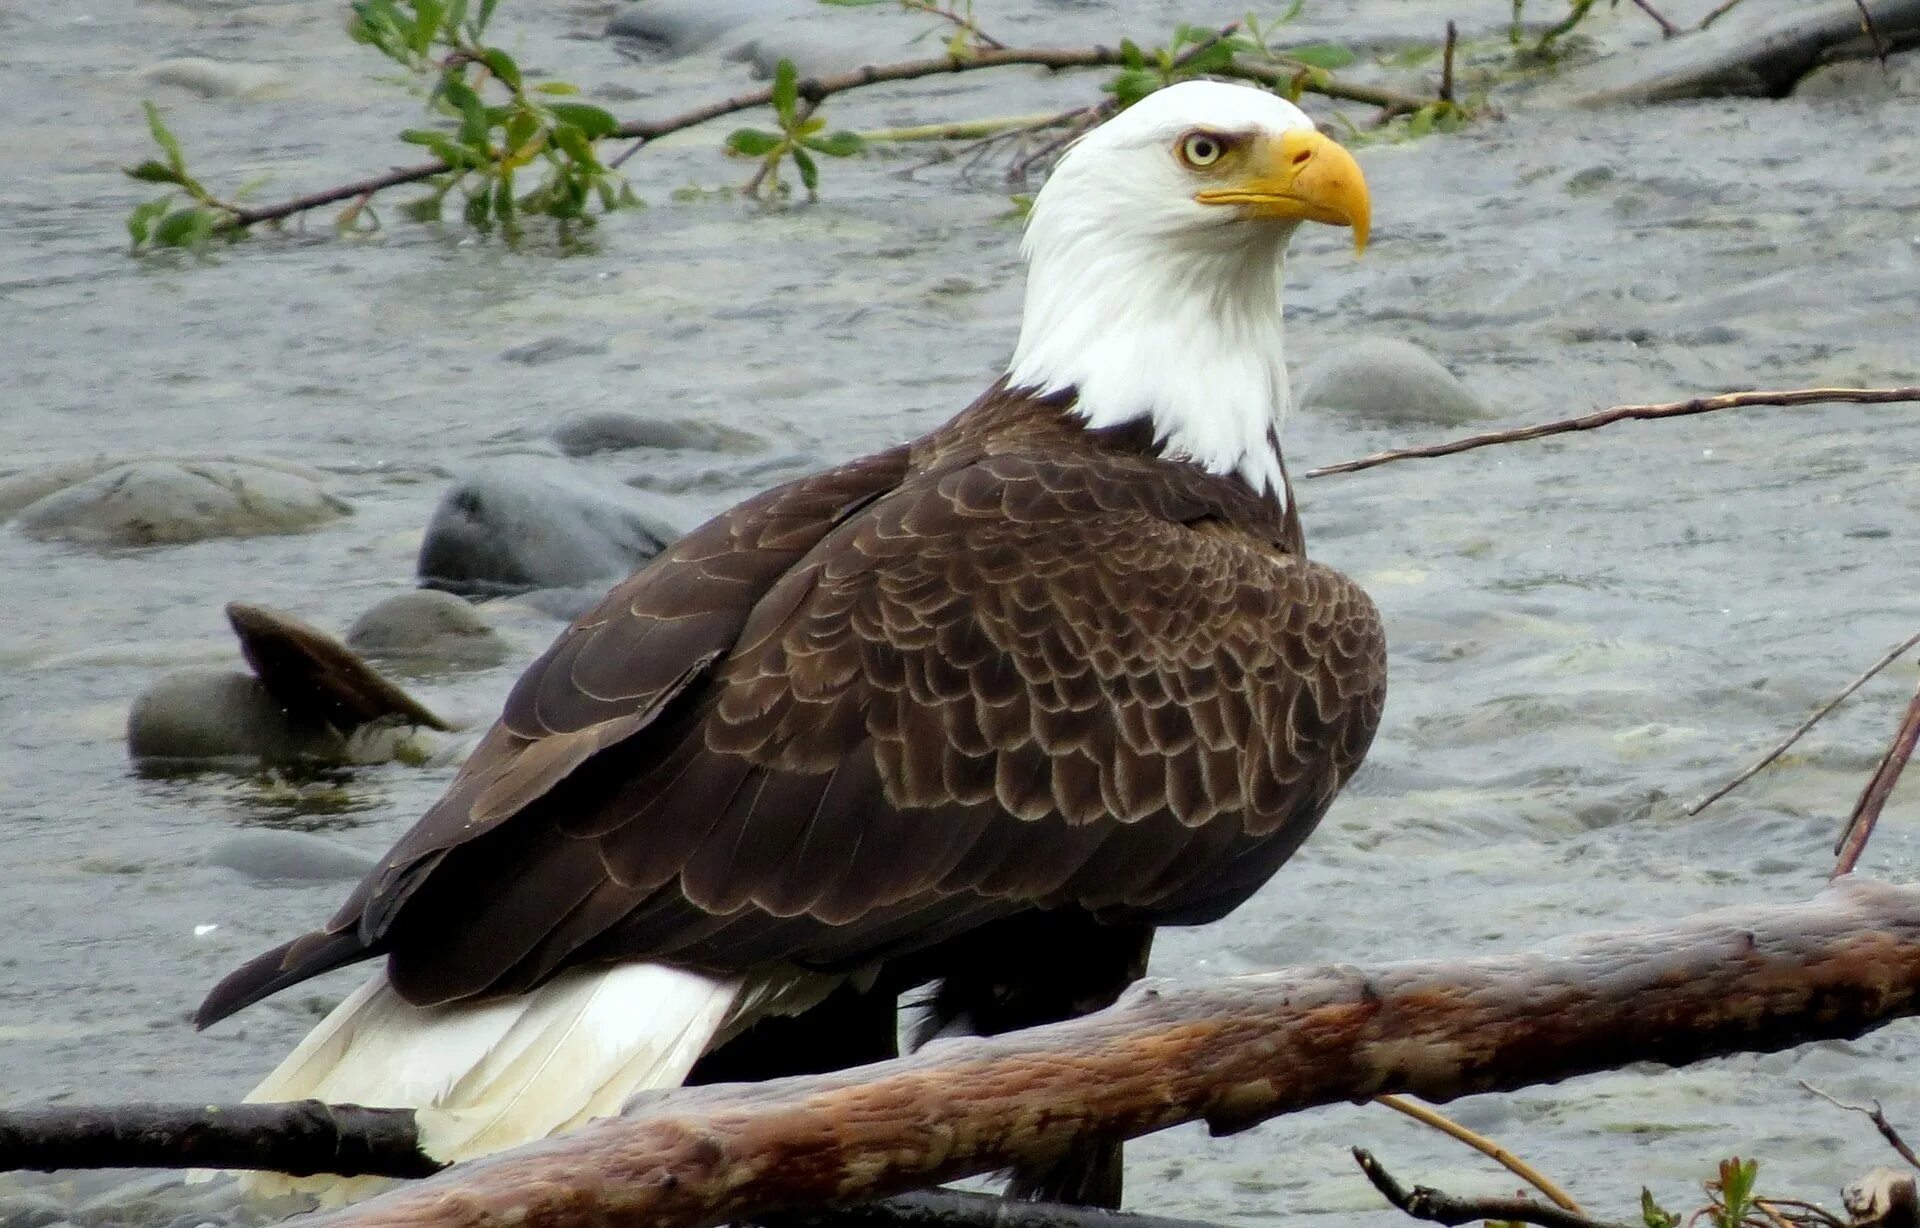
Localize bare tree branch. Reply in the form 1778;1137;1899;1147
1351;1148;1636;1228
1800;1082;1920;1173
1688;631;1920;816
1833;678;1920;878
288;880;1920;1228
1373;1095;1582;1213
1303;387;1920;479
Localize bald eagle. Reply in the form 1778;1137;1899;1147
197;80;1387;1206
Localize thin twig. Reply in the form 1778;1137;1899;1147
1303;387;1920;479
1853;0;1891;65
902;0;1009;51
1832;677;1920;878
311;33;1428;211
859;112;1067;142
1799;1082;1920;1172
1373;1095;1583;1213
1754;1198;1849;1228
1628;0;1681;37
1352;1149;1637;1228
1696;0;1748;29
1439;21;1458;104
1686;630;1920;816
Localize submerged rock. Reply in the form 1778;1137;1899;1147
127;669;347;766
139;56;283;100
1559;0;1920;104
202;830;378;883
417;461;688;597
552;410;765;457
345;589;511;673
11;459;349;548
1296;338;1491;428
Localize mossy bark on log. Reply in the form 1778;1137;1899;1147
306;879;1920;1228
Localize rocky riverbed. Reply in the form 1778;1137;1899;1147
2;0;1918;1224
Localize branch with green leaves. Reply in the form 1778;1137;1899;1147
121;0;1450;249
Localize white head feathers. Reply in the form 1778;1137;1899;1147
1006;81;1332;502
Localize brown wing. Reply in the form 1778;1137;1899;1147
199;443;1384;1022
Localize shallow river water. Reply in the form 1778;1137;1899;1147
3;0;1919;1223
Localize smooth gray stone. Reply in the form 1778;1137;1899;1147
1296;337;1491;428
13;460;348;548
345;590;509;672
127;670;346;766
605;0;764;56
499;335;610;365
202;830;378;883
1561;0;1920;105
139;56;282;100
417;461;688;597
552;410;764;457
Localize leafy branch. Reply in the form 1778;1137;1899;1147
724;61;865;199
121;0;1449;247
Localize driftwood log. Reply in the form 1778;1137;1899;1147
275;879;1920;1228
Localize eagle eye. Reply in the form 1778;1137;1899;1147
1176;131;1228;169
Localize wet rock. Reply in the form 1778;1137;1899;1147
417;461;688;597
0;455;331;520
607;0;925;75
552;410;765;457
202;830;378;883
139;56;283;100
1296;338;1491;427
606;0;762;57
127;670;345;767
1560;0;1920;104
1794;49;1920;97
12;460;349;548
499;335;610;365
344;590;511;672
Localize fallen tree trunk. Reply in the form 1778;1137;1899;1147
302;879;1920;1228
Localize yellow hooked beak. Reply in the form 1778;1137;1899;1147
1193;129;1371;255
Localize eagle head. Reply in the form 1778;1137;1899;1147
1006;80;1371;503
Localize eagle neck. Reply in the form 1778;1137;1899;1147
1005;219;1294;508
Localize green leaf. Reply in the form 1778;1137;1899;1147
1277;0;1306;21
1119;38;1145;70
441;77;491;150
126;197;171;247
411;0;446;54
533;80;580;95
464;189;492;229
476;0;502;35
1284;42;1355;69
494;173;516;221
726;128;783;156
142;101;185;174
1640;1190;1678;1228
617;182;642;207
551;123;598;166
792;146;819;194
480;47;522;91
153;206;208;247
1407;104;1435;138
548;102;620;140
796;115;827;137
447;0;469;34
125;160;183;185
505;110;540;153
401;128;481;168
804;130;863;157
1105;67;1159;106
771;59;799;124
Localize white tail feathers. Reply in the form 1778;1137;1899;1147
228;962;753;1205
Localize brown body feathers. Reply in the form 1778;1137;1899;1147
199;383;1386;1027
